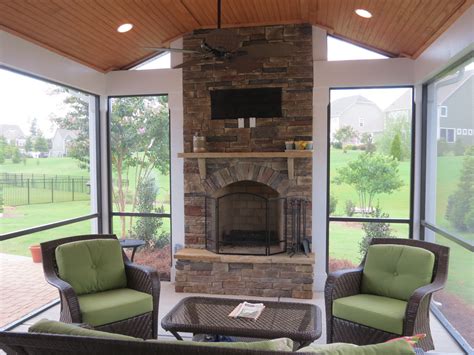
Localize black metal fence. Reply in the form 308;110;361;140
0;173;90;206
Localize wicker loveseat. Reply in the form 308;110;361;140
325;238;449;351
41;234;160;339
0;319;420;355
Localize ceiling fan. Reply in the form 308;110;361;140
145;0;296;71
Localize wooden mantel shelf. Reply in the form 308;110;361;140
178;151;312;180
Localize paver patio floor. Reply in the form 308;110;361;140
0;253;57;328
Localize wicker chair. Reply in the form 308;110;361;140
41;234;160;339
325;238;449;351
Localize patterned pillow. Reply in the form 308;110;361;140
386;334;426;347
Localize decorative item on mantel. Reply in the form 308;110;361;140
193;132;206;153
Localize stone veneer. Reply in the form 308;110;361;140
183;23;313;249
175;249;314;299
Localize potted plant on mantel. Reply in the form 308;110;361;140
29;245;42;263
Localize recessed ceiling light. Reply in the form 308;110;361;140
355;9;372;18
117;23;133;33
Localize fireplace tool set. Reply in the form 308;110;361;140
287;198;311;257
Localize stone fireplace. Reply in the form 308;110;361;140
176;23;314;299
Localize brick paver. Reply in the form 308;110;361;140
0;253;57;328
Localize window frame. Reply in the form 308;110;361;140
0;65;103;242
326;85;416;272
106;93;172;257
420;51;474;353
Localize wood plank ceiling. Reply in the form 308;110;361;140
0;0;471;73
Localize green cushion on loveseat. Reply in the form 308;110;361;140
150;338;294;351
29;318;139;341
78;288;153;326
361;244;435;301
296;339;414;354
333;294;407;335
29;319;294;352
55;238;127;295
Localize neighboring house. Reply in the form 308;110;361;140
437;73;473;144
330;95;384;144
49;129;78;157
0;124;26;147
384;90;412;122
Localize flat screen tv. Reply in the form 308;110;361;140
211;88;282;119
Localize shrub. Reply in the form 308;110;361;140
437;139;450;156
454;139;465;156
345;200;355;216
332;142;342;149
12;147;22;164
133;177;163;248
445;147;474;231
329;194;338;215
359;206;395;260
390;134;402;161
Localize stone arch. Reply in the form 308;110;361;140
202;162;290;196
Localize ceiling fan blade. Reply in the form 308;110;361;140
241;43;296;57
173;57;216;69
143;47;201;54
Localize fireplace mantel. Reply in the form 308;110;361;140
178;151;312;179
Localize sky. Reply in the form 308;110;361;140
0;37;406;137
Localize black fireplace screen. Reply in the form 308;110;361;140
205;193;288;255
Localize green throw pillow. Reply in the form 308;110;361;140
29;319;139;341
296;339;415;354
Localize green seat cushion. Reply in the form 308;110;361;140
78;288;153;327
55;238;127;295
361;244;435;301
150;338;294;351
333;294;407;335
296;339;414;354
29;319;139;341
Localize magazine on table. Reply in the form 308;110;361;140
228;302;265;320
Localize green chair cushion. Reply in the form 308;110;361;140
55;238;127;295
361;244;435;301
333;294;407;335
150;338;294;351
296;339;414;354
78;288;153;327
29;319;139;341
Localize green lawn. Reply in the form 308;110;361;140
0;158;89;176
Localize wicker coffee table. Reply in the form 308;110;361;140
161;296;322;348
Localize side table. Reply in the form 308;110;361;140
119;238;145;262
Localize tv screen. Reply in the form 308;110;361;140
211;88;282;119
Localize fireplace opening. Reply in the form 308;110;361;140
205;181;287;255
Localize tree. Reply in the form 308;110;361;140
334;153;404;215
360;132;376;153
50;88;90;170
329;194;338;215
12;147;22;163
376;112;411;160
25;137;33;152
333;126;358;153
29;118;38;137
390;134;402;161
0;137;6;163
34;132;49;153
445;146;474;231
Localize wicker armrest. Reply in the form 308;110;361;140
44;273;81;323
404;281;445;334
325;267;363;301
125;262;160;296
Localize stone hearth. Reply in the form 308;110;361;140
175;249;314;299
